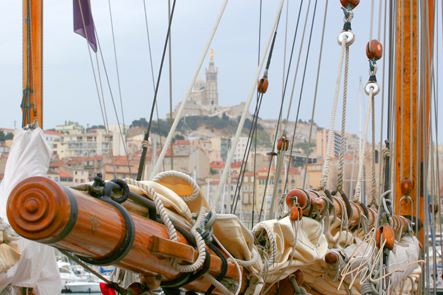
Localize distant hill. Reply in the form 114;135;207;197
131;116;272;147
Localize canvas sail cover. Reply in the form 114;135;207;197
0;128;61;294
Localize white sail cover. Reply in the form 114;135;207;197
0;128;61;294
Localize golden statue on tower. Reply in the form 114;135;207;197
210;49;214;60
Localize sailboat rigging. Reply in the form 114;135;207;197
0;0;442;295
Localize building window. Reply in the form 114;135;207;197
244;185;248;191
179;159;182;164
75;171;78;175
184;159;187;164
259;187;263;193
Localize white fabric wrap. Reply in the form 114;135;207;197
0;128;61;294
387;235;420;291
253;217;328;283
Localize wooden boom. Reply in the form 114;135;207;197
7;176;242;294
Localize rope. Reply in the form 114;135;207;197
317;35;348;191
252;222;277;265
371;98;376;204
152;170;199;202
234;248;259;268
353;89;374;202
336;44;350;193
124;178;206;273
142;0;166;172
125;178;177;241
298;0;328;189
213;0;284;209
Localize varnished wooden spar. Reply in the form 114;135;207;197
6;177;241;294
285;189;410;235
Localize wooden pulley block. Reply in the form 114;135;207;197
285;189;308;209
127;282;148;295
257;78;269;93
289;206;302;221
293;269;304;286
376;225;395;250
277;136;289;151
313;198;326;211
400;177;414;196
366;40;383;60
340;0;360;9
429;203;439;214
325;251;340;265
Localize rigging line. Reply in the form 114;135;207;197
298;0;329;191
400;0;404;182
353;90;374;203
168;0;173;170
231;93;264;214
259;0;317;221
139;0;177;181
369;0;374;42
281;0;289;96
409;0;413;181
283;0;310;131
377;0;382;41
231;94;263;213
253;0;262;228
336;42;349;194
317;21;349;191
142;0;166;172
252;110;258;228
280;0;320;189
77;0;117;178
26;0;37;123
94;26;132;171
107;0;127;144
213;0;284;208
233;0;304;214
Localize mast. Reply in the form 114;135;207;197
394;0;434;243
22;0;43;128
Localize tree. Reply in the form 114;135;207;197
294;141;317;155
210;167;218;175
0;131;13;142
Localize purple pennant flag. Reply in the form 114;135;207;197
73;0;97;52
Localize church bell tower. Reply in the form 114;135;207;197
205;49;218;106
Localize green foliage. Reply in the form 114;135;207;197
175;134;185;141
0;131;13;141
210;167;218;175
86;125;105;132
294;141;317;154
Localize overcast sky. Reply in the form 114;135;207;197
0;0;442;144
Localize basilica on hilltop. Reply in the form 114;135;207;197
168;50;251;120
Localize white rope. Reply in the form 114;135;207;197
234;248;259;268
124;178;177;241
152;170;199;202
152;0;229;177
213;0;285;208
336;44;350;193
317;34;348;191
124;178;206;273
142;139;149;149
269;150;285;218
353;88;374;202
252;222;277;265
371;98;377;205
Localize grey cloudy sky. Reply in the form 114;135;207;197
0;0;442;144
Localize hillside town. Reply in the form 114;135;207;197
1;55;442;226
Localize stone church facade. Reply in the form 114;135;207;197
169;50;251;120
